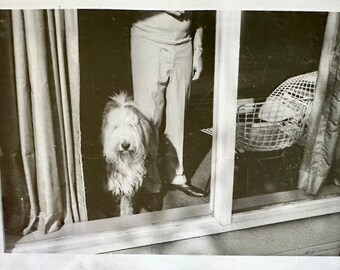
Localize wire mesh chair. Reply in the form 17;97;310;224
201;71;318;195
236;71;318;152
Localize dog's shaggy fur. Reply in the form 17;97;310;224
101;92;151;215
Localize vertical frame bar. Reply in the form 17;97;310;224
211;10;241;225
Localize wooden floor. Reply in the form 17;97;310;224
110;213;340;256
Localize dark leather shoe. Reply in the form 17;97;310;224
169;183;205;197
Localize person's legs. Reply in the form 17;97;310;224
131;36;204;198
131;35;171;194
164;41;192;184
164;42;205;197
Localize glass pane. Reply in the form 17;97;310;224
233;11;340;210
79;10;216;220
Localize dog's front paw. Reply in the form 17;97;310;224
120;195;134;216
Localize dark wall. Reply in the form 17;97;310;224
238;11;327;99
79;10;133;158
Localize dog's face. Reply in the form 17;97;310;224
102;93;151;165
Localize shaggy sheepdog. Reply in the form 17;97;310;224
101;92;152;216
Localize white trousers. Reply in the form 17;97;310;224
131;34;193;191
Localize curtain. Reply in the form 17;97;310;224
298;13;340;195
5;9;87;235
333;136;340;183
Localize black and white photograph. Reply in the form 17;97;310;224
0;1;340;269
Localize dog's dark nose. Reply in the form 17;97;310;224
122;142;130;150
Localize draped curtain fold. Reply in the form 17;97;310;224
9;9;87;234
299;13;340;195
